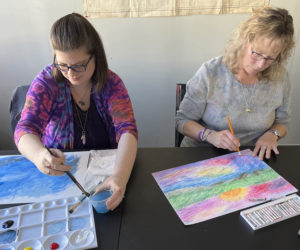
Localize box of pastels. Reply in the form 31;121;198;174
0;196;98;250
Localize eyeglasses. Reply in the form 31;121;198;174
54;55;93;73
250;49;278;65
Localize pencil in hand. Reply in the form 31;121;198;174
226;115;241;154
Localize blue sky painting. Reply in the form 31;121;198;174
0;152;90;204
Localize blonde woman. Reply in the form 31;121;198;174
176;7;294;160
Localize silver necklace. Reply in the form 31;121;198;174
73;101;89;145
240;84;257;113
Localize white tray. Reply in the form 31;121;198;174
0;196;98;249
240;194;300;230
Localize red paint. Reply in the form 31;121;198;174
50;242;59;250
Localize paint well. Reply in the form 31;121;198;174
0;230;17;244
45;221;67;235
68;216;90;231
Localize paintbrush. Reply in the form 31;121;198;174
45;146;90;197
69;190;96;214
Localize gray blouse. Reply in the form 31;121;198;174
176;56;291;147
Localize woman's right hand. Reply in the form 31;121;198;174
206;130;240;151
33;148;71;176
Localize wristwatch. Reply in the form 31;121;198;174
268;129;281;139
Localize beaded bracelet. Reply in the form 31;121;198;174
197;128;205;141
203;129;213;142
201;128;206;141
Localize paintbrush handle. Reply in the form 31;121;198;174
69;191;94;214
45;146;90;197
66;171;90;197
71;201;81;211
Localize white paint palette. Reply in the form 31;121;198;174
0;196;98;249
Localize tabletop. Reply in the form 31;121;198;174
1;147;300;249
119;146;300;250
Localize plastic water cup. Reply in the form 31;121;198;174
89;190;112;213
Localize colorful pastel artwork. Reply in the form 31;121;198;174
152;149;298;225
0;151;101;204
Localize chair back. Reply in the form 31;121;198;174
175;83;186;147
9;85;30;137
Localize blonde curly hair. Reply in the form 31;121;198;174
223;7;294;81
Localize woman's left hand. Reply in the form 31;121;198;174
96;175;126;211
252;132;279;160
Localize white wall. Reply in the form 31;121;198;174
0;0;299;149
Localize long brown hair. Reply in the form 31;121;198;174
50;13;108;92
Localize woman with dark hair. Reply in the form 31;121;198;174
176;7;295;160
15;13;138;210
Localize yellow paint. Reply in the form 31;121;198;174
24;247;33;250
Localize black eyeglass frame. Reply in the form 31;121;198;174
250;49;279;65
53;54;94;73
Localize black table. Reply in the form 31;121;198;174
1;147;300;249
119;146;300;250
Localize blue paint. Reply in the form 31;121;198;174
69;217;89;231
46;221;66;235
0;230;17;244
0;154;79;199
90;190;112;213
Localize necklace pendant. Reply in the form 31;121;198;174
245;108;251;112
78;100;85;107
81;131;86;145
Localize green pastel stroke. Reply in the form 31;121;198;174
166;168;279;210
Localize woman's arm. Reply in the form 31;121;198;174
17;133;71;175
253;73;291;160
96;132;137;210
183;120;240;151
252;124;287;160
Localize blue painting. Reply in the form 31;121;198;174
0;152;91;204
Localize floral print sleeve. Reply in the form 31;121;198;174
104;71;138;142
14;67;57;146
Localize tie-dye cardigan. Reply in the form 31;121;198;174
14;65;138;149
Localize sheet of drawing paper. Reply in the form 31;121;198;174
152;149;298;225
0;151;100;204
83;149;116;191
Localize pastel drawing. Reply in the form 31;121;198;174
152;149;297;225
